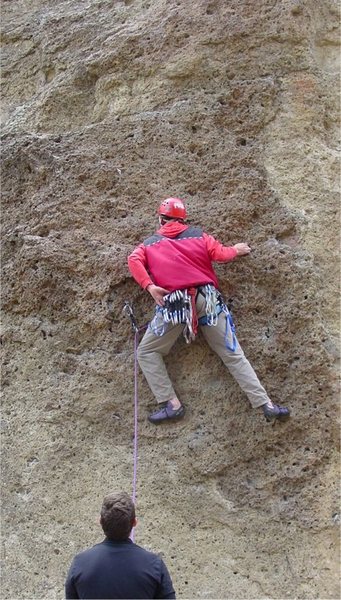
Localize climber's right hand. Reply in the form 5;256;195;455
147;284;170;307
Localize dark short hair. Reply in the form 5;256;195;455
100;492;136;541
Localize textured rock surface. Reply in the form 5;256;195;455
1;1;340;599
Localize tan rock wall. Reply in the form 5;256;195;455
1;1;340;599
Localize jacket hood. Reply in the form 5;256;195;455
157;221;189;238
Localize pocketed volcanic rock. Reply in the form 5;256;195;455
1;1;340;599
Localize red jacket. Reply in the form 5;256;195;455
128;221;237;292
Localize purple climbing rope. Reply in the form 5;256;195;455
132;330;139;501
130;324;147;541
123;301;147;543
130;330;139;542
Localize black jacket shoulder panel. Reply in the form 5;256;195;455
144;227;203;246
143;234;164;247
176;226;203;239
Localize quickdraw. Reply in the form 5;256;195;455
201;284;221;326
123;301;139;333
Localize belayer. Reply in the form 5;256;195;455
128;197;290;425
65;492;176;599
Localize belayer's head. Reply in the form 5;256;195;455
158;197;187;225
100;492;136;541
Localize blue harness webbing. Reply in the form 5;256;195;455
198;304;237;352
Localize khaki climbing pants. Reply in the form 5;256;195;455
137;292;271;409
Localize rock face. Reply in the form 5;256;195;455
1;1;340;598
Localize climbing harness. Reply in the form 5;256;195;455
149;284;237;351
123;301;147;542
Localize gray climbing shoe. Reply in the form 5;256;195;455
262;402;291;422
148;401;185;424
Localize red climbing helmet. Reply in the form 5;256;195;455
158;197;187;220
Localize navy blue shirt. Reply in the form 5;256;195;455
65;538;176;599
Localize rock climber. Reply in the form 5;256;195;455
127;197;290;425
65;491;176;599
